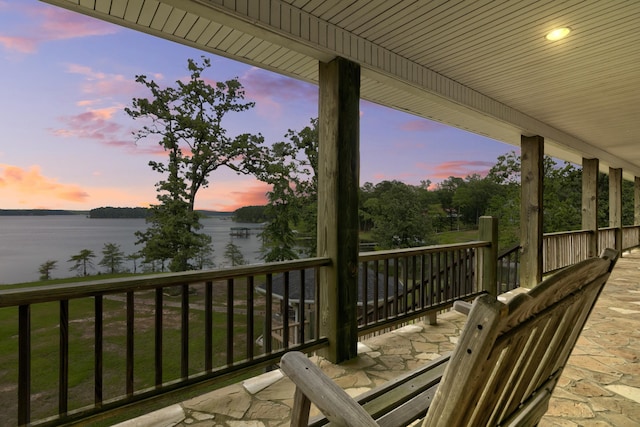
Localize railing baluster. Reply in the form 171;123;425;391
18;304;30;425
59;300;68;416
246;276;254;360
181;284;189;378
373;260;379;322
126;291;134;396
95;296;103;407
226;279;234;365
299;270;305;344
314;267;320;341
362;262;368;326
403;257;409;314
420;254;426;309
393;257;399;316
154;288;163;386
265;274;273;351
205;281;213;371
283;272;290;348
383;259;389;319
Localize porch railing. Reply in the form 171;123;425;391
17;222;640;425
357;241;489;336
496;244;520;292
0;258;330;427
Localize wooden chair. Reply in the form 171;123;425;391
280;248;618;427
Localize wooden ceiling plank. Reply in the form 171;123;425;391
149;2;172;31
124;0;144;22
94;0;111;14
109;0;126;18
162;8;186;35
185;16;210;42
137;0;160;27
174;12;199;38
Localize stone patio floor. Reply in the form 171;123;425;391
116;250;640;427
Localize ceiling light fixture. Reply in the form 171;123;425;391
545;27;571;41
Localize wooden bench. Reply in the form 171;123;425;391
280;248;618;427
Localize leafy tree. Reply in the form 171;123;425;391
224;241;246;266
257;119;318;261
99;242;125;274
68;249;96;277
363;180;435;249
485;151;521;247
127;252;144;274
38;260;57;281
434;176;464;231
193;244;215;270
453;174;502;226
125;56;266;271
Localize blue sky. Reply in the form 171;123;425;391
0;0;511;211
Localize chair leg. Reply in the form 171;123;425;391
290;387;311;427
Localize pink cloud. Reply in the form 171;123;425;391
54;110;124;141
399;119;446;132
428;160;494;179
0;3;117;53
0;35;37;53
0;164;89;203
240;67;317;119
197;181;270;212
65;63;139;97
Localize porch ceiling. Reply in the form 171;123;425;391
43;0;640;178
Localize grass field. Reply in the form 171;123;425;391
0;280;265;425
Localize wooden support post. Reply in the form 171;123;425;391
609;168;622;254
582;158;599;258
479;216;498;297
317;57;360;363
520;135;544;289
635;176;640;227
609;168;623;253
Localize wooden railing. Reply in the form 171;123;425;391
357;241;489;336
543;229;592;272
0;258;330;427
622;225;640;250
510;225;640;276
4;222;638;426
496;244;520;292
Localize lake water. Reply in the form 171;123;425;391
0;215;264;285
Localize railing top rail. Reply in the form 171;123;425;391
358;240;490;261
622;225;640;230
0;257;331;307
543;229;593;238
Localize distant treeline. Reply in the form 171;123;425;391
233;205;268;223
89;207;233;219
89;207;150;218
0;209;79;216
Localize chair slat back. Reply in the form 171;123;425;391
422;249;617;427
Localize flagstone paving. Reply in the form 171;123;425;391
116;250;640;427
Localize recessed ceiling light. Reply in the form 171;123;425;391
545;27;571;41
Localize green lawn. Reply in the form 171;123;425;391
0;281;264;424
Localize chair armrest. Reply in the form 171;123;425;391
453;300;472;315
280;351;379;427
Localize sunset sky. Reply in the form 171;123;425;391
0;0;512;212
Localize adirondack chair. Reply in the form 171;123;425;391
280;248;618;427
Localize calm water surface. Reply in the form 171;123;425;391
0;215;263;285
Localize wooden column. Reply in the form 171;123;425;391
582;158;599;258
635;176;640;226
520;135;544;289
479;216;498;297
609;167;623;253
317;57;360;363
